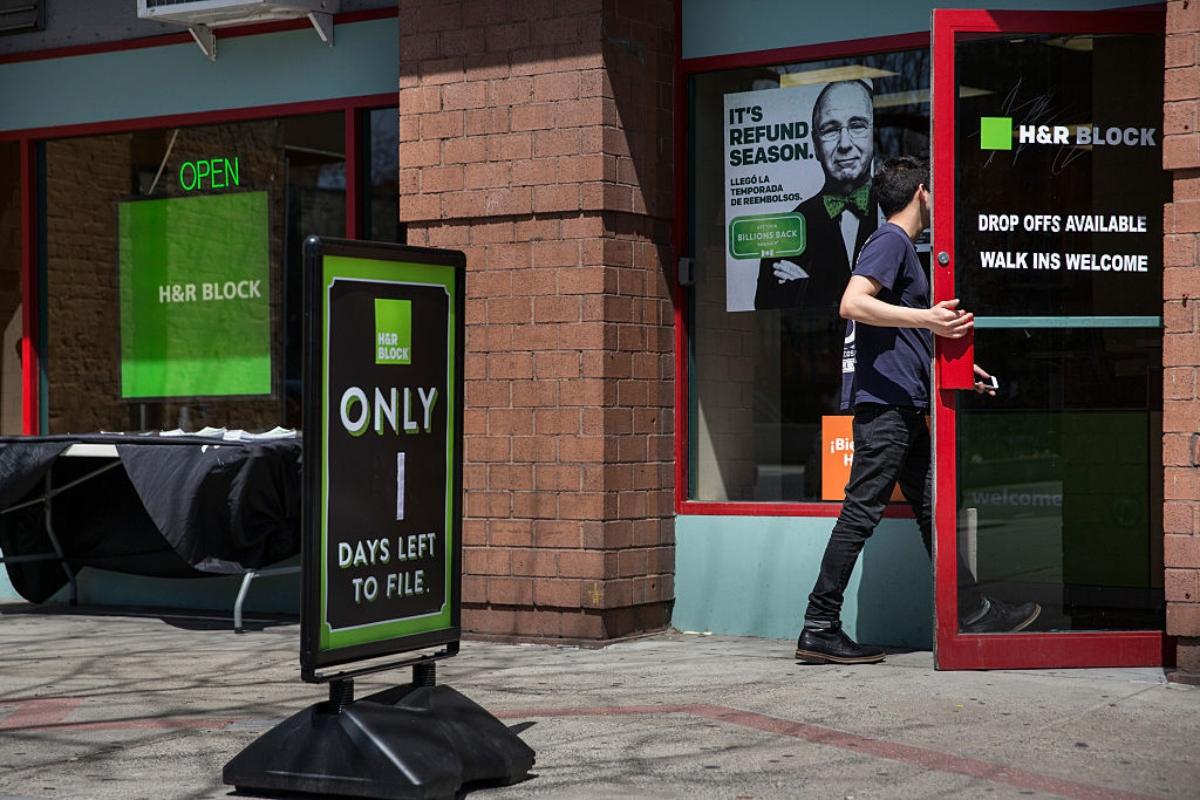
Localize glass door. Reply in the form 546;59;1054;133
931;8;1168;669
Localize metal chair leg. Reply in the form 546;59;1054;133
234;570;257;633
42;472;78;606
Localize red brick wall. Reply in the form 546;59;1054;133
398;0;675;640
1164;0;1200;681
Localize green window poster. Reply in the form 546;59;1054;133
118;191;271;399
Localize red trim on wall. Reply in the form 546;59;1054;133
681;31;929;75
930;5;1167;671
0;6;397;66
345;108;361;240
682;501;916;519
0;93;397;143
672;0;688;515
19;139;38;435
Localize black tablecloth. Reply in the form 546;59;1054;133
0;434;302;603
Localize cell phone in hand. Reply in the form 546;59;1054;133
979;375;999;391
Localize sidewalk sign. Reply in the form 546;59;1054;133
223;238;534;800
300;237;464;679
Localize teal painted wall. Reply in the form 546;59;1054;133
0;558;299;614
682;0;1162;59
673;515;933;648
0;562;19;603
7;514;932;640
0;16;398;133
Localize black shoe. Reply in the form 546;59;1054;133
960;597;1041;634
795;624;885;664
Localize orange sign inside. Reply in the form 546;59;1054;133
821;416;904;502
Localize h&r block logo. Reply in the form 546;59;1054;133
375;298;412;365
980;117;1013;150
980;115;1157;150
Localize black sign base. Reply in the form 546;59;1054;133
223;680;535;800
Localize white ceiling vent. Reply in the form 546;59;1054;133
137;0;340;61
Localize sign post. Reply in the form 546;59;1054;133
224;237;534;800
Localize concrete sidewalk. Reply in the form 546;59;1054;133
0;605;1197;800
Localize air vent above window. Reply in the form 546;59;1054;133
0;0;45;36
136;0;339;60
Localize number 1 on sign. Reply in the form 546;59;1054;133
396;452;406;521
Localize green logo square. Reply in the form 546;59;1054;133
375;298;412;365
980;117;1013;150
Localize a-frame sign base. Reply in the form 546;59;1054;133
225;239;532;799
223;677;534;800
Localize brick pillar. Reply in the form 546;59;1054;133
1164;0;1200;684
398;0;675;641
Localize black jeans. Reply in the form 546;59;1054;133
804;404;983;628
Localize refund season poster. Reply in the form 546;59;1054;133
724;84;828;312
318;255;457;655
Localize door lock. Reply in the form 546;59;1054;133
937;251;950;267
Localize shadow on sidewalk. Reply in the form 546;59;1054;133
0;601;297;632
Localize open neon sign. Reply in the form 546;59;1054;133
179;157;241;192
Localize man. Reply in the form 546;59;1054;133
794;156;1040;665
755;80;878;311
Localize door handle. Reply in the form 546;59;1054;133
940;328;976;390
933;250;974;389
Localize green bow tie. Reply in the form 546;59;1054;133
822;184;871;219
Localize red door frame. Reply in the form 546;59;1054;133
1;10;399;434
931;7;1170;669
18;139;38;435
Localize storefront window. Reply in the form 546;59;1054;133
689;49;930;502
0;143;23;435
365;107;401;243
43;113;344;434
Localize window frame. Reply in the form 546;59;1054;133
0;15;399;435
673;28;931;517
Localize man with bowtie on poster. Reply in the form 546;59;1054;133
755;80;878;311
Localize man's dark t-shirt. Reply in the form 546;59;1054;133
840;222;933;410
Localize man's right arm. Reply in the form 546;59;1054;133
839;275;974;339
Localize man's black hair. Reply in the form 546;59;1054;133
875;156;929;217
